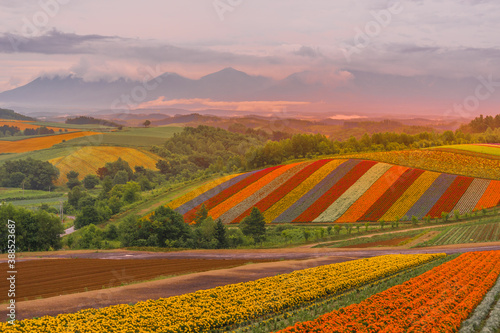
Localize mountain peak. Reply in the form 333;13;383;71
201;67;249;80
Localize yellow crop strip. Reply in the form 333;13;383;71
263;159;346;223
49;146;160;185
379;170;441;221
0;254;444;332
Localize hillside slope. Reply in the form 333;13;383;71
49;146;160;185
168;157;500;224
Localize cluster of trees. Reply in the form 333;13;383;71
117;206;266;250
152;126;264;182
227;122;291;141
66;116;121;128
0;158;59;190
67;159;159;229
460;114;500;133
0;204;64;252
246;129;500;168
150;124;500;183
0;125;58;137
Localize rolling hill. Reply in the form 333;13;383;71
167;156;500;224
49;146;160;185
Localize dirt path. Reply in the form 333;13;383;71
401;231;441;248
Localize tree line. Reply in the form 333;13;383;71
152;123;500;177
460;114;500;133
0;125;61;137
65;116;121;128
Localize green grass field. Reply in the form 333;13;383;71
29;121;116;130
0;187;63;203
31;126;183;147
96;126;183;146
436;144;500;156
419;221;500;246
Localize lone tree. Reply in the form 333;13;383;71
240;207;266;243
194;204;209;225
214;218;229;249
83;174;100;189
66;170;81;189
143;120;151;128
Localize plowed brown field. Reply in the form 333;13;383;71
0;258;270;302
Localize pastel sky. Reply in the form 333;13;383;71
0;0;499;116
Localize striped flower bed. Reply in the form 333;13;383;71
208;163;301;221
272;160;353;223
452;178;490;216
474;180;500;211
217;162;310;224
314;163;392;222
294;160;377;222
232;159;330;223
380;171;441;221
359;168;425;221
427;176;474;218
336;165;408;223
403;173;457;219
182;166;281;223
173;172;252;215
160;156;500;224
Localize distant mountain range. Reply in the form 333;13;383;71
0;67;496;118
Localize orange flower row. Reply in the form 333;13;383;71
276;251;500;333
474;180;500;211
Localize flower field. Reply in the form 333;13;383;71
0;254;442;332
168;157;500;224
0;131;100;153
347;149;500;179
277;251;500;333
49;146;160;185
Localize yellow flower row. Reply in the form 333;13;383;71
0;254;444;333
